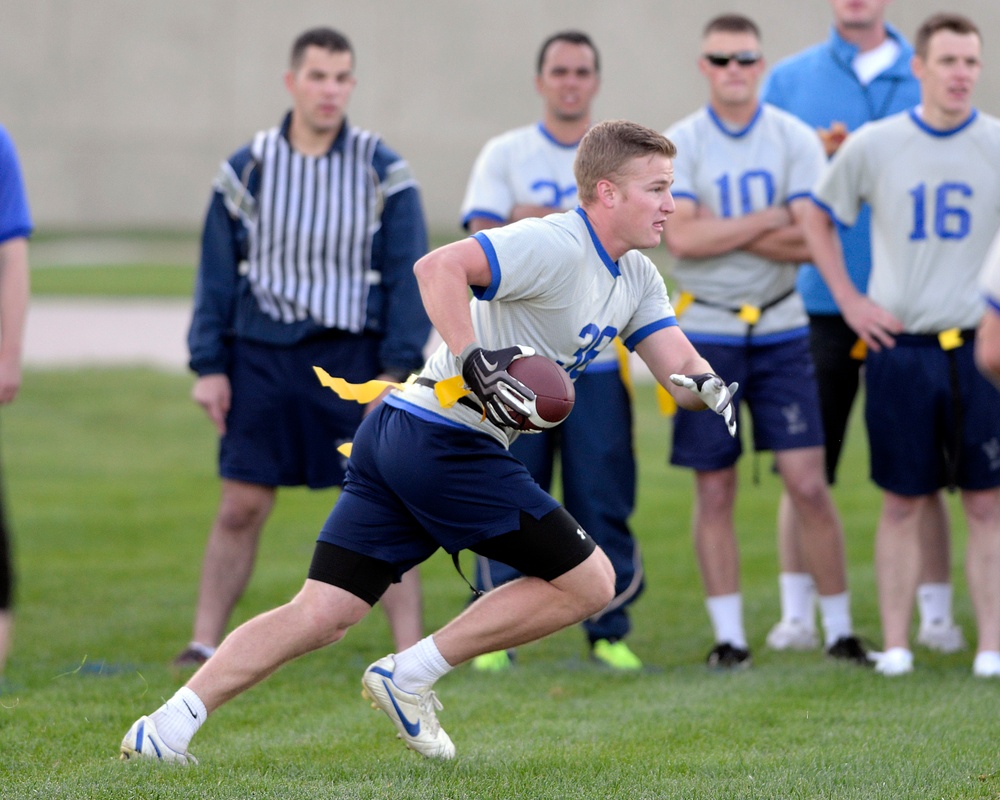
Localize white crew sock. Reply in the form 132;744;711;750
391;635;453;693
706;593;746;649
917;583;953;627
818;592;852;647
149;686;207;752
778;573;816;626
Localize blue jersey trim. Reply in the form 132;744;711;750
582;359;621;374
462;209;505;229
987;295;1000;315
0;226;31;245
384;394;472;430
672;190;699;203
686;326;810;347
908;107;978;138
623;317;678;351
809;194;849;227
470;232;502;300
707;104;763;139
786;191;811;204
537;122;584;149
575;207;620;277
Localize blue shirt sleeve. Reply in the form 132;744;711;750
0;126;32;243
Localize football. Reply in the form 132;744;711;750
506;355;575;431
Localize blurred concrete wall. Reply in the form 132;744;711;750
3;0;997;237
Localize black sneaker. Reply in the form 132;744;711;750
706;642;751;670
826;635;873;666
171;646;211;668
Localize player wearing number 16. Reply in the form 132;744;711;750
804;13;1000;677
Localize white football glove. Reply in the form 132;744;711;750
669;372;739;438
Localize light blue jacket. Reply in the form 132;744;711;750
762;24;920;314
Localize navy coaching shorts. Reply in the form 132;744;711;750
219;332;379;489
670;335;824;471
317;399;560;573
866;335;1000;495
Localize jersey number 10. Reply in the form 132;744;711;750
908;181;972;241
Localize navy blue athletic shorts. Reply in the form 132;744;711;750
317;399;561;573
866;334;1000;495
220;332;379;488
670;335;824;471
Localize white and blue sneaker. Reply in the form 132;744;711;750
361;655;455;759
119;716;198;764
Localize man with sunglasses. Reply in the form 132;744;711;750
762;0;962;658
663;13;868;669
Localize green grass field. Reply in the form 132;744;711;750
2;265;997;798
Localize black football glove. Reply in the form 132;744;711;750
459;343;536;429
669;372;739;438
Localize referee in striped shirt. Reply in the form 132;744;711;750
174;27;431;668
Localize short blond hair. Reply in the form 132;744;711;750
574;120;677;204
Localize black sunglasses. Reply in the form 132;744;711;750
703;51;762;67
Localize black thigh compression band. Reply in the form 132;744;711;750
307;542;397;606
307;506;596;602
471;507;596;581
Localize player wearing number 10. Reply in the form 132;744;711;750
804;13;1000;677
663;14;867;669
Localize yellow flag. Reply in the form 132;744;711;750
938;328;964;351
313;366;401;403
432;375;472;408
656;383;678;417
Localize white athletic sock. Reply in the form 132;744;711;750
149;686;207;752
391;635;453;693
706;593;746;649
917;583;953;627
818;592;852;647
778;573;816;626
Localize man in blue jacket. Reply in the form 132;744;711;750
762;0;961;655
174;27;431;667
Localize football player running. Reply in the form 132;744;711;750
120;119;735;763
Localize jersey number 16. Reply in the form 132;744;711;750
908;181;972;241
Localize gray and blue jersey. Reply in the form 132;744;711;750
813;109;1000;333
393;208;677;445
460;123;580;229
980;227;1000;316
458;122;616;371
665;104;825;342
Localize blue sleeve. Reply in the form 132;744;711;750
369;176;431;376
187;190;243;375
760;69;785;110
0;127;32;243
